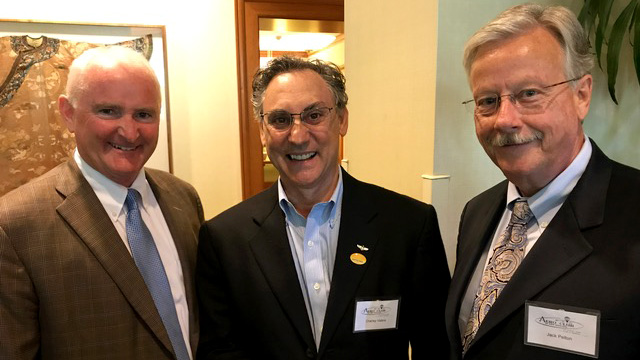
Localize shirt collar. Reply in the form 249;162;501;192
506;136;592;222
74;149;149;220
278;169;343;222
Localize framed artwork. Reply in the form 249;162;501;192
0;19;171;196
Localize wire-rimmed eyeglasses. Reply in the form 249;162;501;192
462;76;584;117
260;107;334;131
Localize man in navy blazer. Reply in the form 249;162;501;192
447;4;640;359
196;56;450;359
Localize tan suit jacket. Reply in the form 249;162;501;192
0;160;204;360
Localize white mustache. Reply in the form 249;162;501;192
487;131;544;147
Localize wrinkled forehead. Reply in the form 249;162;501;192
469;28;566;90
263;70;334;109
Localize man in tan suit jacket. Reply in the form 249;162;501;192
0;46;203;359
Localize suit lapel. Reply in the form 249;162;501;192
470;141;611;348
248;185;316;350
318;171;380;354
147;170;200;352
55;161;175;357
446;182;506;351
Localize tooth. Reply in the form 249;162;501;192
112;143;135;151
290;153;314;160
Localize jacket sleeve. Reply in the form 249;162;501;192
0;225;40;360
408;204;451;359
195;224;254;360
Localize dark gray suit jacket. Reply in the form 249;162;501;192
196;169;450;359
0;160;204;359
446;141;640;359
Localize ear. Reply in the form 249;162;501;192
338;107;349;137
258;120;267;147
574;74;592;121
58;95;76;132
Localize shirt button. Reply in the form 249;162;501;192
541;221;549;228
313;283;320;291
308;240;314;247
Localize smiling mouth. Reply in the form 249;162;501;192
110;142;138;151
287;152;316;161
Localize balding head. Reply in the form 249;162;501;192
66;46;160;107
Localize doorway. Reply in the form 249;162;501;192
235;0;344;199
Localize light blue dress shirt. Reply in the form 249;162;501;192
278;171;343;349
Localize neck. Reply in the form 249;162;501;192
282;172;340;218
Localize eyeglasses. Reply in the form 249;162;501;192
462;76;584;118
260;106;334;131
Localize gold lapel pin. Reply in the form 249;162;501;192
356;244;369;251
350;252;367;265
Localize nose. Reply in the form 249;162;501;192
492;95;522;132
117;116;141;142
288;115;310;144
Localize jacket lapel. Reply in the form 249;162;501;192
318;170;380;354
446;182;506;353
147;170;201;352
248;185;316;350
470;140;611;348
55;161;175;357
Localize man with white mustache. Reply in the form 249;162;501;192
446;4;640;359
196;56;450;359
0;46;203;359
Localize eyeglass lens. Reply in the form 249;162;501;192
265;107;332;130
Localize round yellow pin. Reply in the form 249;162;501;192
350;252;367;265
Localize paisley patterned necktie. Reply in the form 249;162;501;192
462;198;534;353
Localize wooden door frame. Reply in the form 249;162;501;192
235;0;344;199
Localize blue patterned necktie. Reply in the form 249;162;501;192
125;189;190;360
462;198;534;353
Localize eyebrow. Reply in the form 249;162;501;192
269;102;325;113
91;103;122;111
134;107;159;114
91;103;157;112
473;80;548;97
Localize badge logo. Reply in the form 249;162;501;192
350;253;367;265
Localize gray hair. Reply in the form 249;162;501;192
463;4;593;80
66;46;160;106
251;56;348;120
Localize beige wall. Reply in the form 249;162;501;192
3;0;243;218
344;0;439;202
310;36;345;68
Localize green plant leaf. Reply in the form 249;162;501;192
595;0;615;69
579;0;599;35
607;0;637;104
634;2;640;85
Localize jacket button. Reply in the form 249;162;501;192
306;348;316;358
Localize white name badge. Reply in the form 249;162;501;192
353;298;400;332
525;301;600;358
